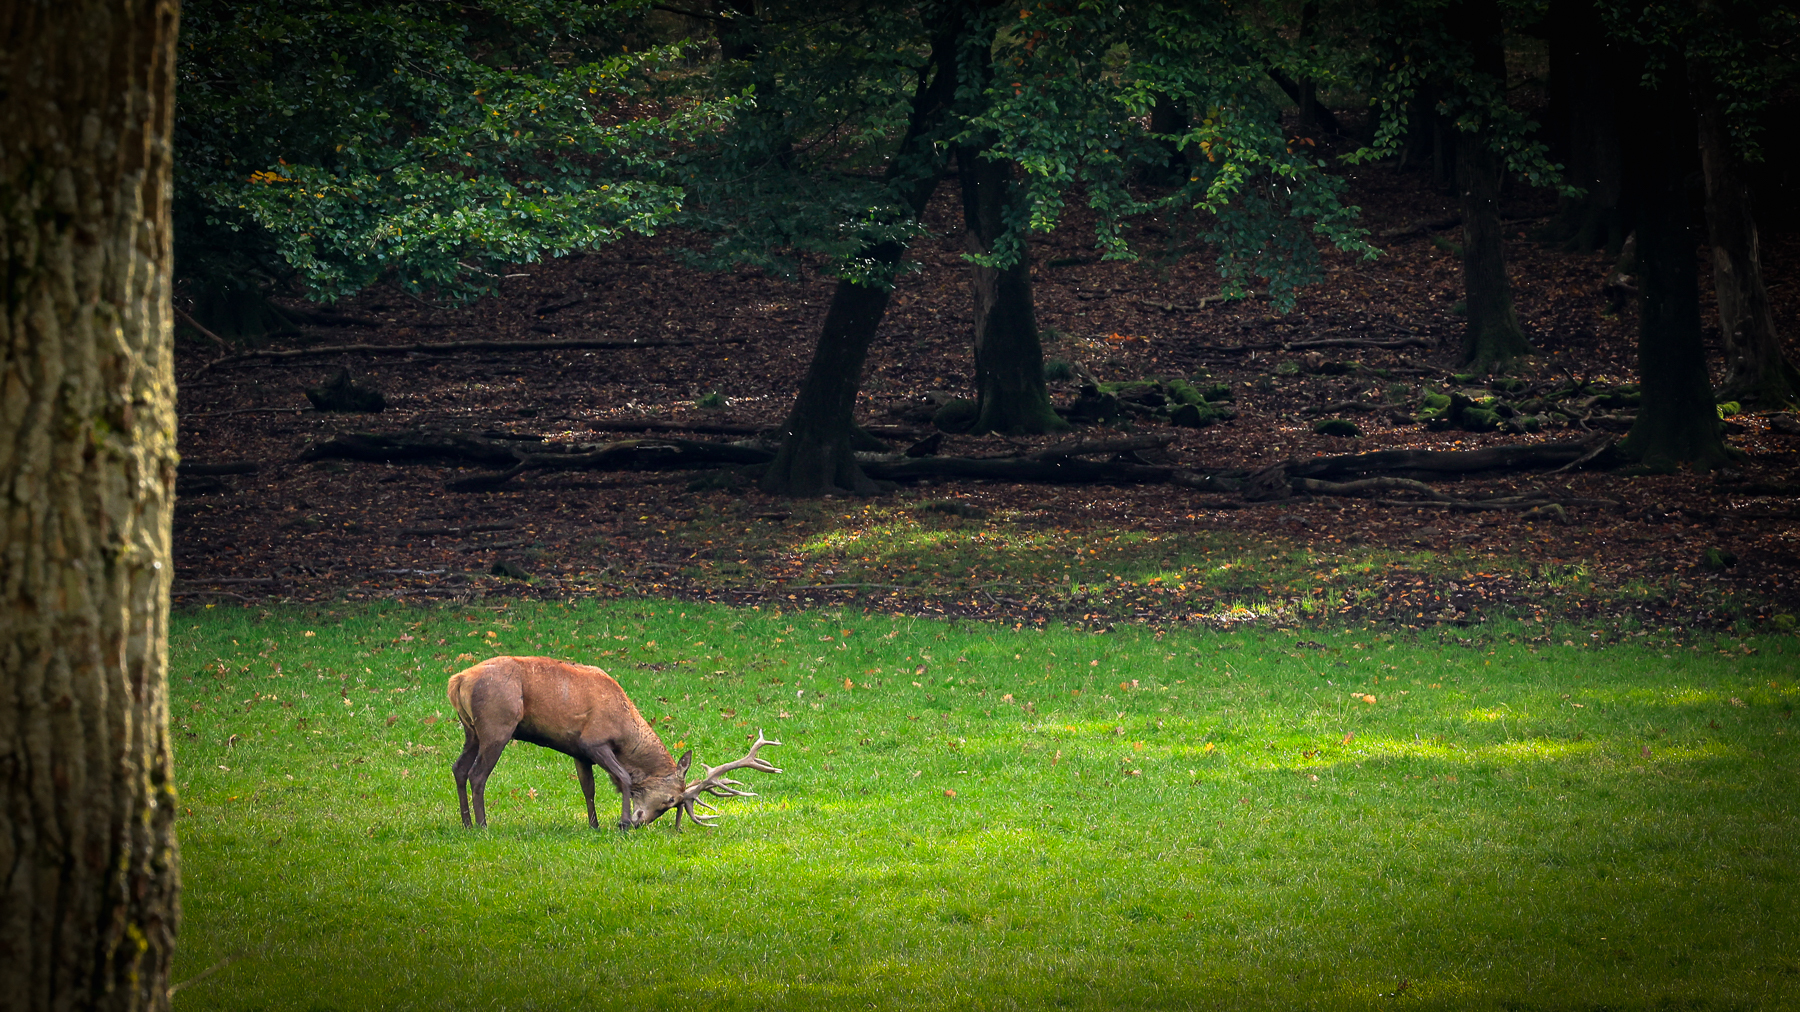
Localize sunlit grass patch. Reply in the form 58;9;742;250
167;602;1800;1011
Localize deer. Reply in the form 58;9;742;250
446;655;782;830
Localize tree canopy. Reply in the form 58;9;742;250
175;0;727;314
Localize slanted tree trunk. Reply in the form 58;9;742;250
959;148;1067;436
1694;88;1799;408
1449;0;1532;372
759;9;961;496
1542;0;1624;252
1;2;182;1009
759;261;906;494
1616;45;1735;470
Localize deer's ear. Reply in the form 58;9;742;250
675;749;692;775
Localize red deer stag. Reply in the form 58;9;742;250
446;656;781;830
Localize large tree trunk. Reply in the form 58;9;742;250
758;7;961;496
959;149;1067;436
1616;45;1735;470
1694;88;1799;408
758;263;903;495
1542;0;1624;253
1449;0;1532;372
1;2;182;1010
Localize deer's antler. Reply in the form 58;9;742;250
677;730;782;827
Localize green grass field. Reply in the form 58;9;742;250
167;601;1800;1010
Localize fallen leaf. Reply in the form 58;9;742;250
1203;742;1216;753
943;789;956;797
1342;731;1355;745
385;714;398;727
842;677;854;690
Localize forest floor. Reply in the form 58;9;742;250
171;159;1800;638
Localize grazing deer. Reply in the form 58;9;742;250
446;656;781;830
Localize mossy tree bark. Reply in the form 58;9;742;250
1616;46;1735;470
959;148;1067;437
1694;88;1799;408
1449;0;1532;373
1;2;183;1010
759;9;961;496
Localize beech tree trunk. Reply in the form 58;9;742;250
759;260;905;495
759;8;960;496
1616;45;1734;470
1694;88;1799;408
1;3;183;1010
959;148;1066;436
1542;0;1624;252
1449;0;1531;372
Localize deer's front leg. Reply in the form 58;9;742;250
589;742;634;830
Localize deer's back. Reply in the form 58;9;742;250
447;656;669;771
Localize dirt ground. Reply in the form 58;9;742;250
170;160;1800;634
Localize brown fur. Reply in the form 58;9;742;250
447;656;691;830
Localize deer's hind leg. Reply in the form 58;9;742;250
466;736;510;828
453;723;482;827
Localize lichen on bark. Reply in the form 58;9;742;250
1;2;183;1009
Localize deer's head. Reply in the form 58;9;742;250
628;750;692;826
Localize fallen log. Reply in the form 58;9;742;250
1029;433;1176;461
1303;400;1387;415
863;456;1177;484
1135;292;1252;313
570;418;920;440
1273;336;1432;351
1295;476;1448;500
447;438;775;491
1189;335;1433;357
1243;437;1618;500
203;335;747;370
300;430;526;468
